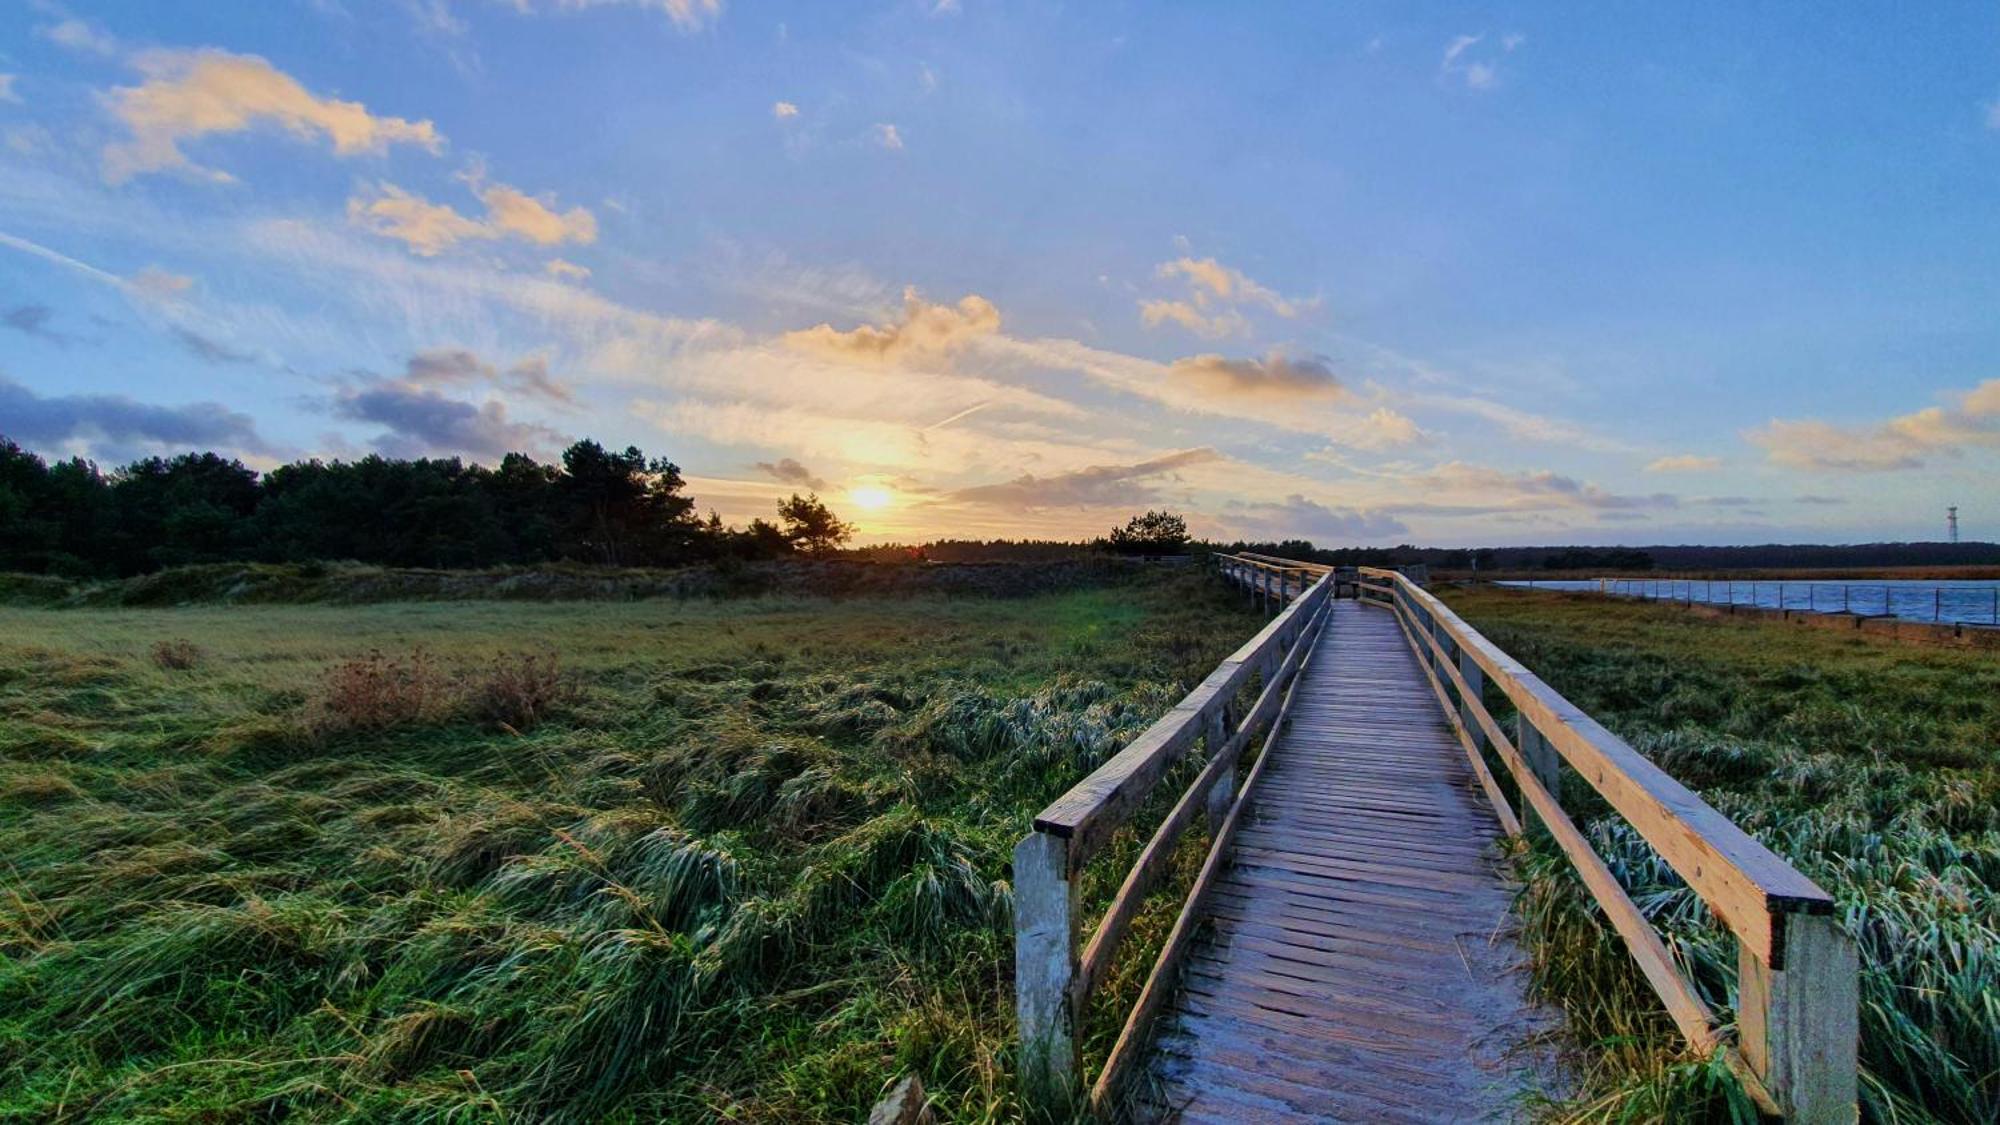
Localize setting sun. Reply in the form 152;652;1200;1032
848;484;894;511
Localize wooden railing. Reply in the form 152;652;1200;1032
1358;565;1858;1122
1013;554;1332;1114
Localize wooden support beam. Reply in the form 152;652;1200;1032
1739;915;1860;1123
1013;831;1077;1112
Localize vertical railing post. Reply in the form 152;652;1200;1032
1458;645;1487;757
1737;915;1859;1122
1203;705;1233;829
1515;713;1561;837
1013;830;1077;1114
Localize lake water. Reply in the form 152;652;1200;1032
1499;578;2000;627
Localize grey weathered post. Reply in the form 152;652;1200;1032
1458;646;1487;756
1202;705;1233;829
1737;915;1859;1122
1515;713;1561;836
1013;830;1077;1111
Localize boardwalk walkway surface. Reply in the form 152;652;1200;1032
1140;598;1549;1122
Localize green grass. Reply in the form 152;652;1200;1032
0;570;1256;1122
1442;586;2000;1124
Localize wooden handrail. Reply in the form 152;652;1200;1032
1357;564;1856;1121
1013;559;1333;1111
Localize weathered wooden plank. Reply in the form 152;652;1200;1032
1135;599;1555;1122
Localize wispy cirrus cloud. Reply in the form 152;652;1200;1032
948;447;1220;509
1646;453;1721;472
1224;493;1407;542
101;48;443;184
498;0;724;33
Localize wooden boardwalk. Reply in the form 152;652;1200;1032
1014;559;1855;1125
1139;598;1548;1122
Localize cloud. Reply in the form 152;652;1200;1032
173;325;255;364
1440;31;1522;92
39;17;118;56
0;374;271;454
1987;99;2000;130
544;257;591;282
3;304;69;344
874;123;904;150
129;265;194;298
102;48;444;183
348;179;597;255
1746;380;2000;471
949;447;1220;509
1225;494;1407;543
1395;461;1679;516
783;287;1000;365
1138;299;1247;338
333;378;559;459
1646;454;1721;473
755;456;828;491
1407;390;1638;453
1167;352;1345;400
772;100;799;119
0;76;19;105
1324;406;1427;451
1140;255;1311;335
500;0;724;32
402;347;575;403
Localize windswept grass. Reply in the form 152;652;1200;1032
1444;586;2000;1124
0;570;1255;1121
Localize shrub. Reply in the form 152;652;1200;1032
309;648;450;736
149;638;202;671
471;647;577;731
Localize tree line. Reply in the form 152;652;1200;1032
0;438;854;577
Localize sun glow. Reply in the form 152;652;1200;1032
848;484;895;511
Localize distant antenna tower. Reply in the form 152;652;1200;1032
1947;505;1959;544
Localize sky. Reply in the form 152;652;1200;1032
2;1;1998;547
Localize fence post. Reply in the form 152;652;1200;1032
1737;914;1859;1122
1013;831;1077;1113
1203;705;1233;829
1515;714;1560;836
1458;646;1486;757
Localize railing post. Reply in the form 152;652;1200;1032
1202;705;1233;829
1458;646;1487;757
1013;830;1078;1114
1737;915;1859;1122
1515;713;1561;836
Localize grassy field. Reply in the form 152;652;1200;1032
0;570;1255;1122
1442;586;2000;1124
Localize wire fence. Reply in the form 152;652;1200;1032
1544;578;2000;626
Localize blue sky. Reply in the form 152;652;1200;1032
2;1;1998;546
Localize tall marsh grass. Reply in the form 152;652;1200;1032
1446;585;2000;1124
0;571;1253;1121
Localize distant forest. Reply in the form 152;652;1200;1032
0;438;852;577
4;437;1994;578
